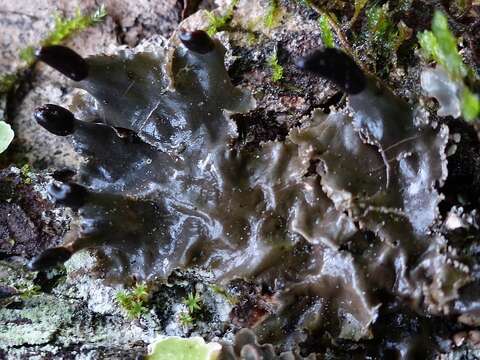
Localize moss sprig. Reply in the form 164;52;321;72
365;4;409;60
183;292;202;313
264;0;281;29
267;51;284;82
206;0;239;36
179;312;194;327
418;11;479;121
318;14;335;48
178;291;203;328
20;5;107;66
116;282;150;319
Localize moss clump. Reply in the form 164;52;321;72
0;74;18;94
460;88;480;122
418;11;467;80
178;292;203;328
264;0;281;29
183;292;202;313
418;11;479;121
318;14;335;48
116;282;150;319
267;51;284;82
179;312;194;327
206;0;239;36
20;6;107;66
20;164;33;184
364;4;409;62
17;284;41;300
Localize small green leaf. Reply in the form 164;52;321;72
267;51;283;82
418;10;479;122
20;6;107;65
461;88;480;122
147;336;221;360
418;11;467;80
0;121;14;154
206;0;239;36
318;14;334;48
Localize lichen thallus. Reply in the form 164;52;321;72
28;31;366;272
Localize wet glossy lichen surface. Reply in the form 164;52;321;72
35;37;480;358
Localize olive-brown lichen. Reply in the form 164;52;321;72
28;27;477;358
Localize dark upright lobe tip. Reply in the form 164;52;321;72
27;247;73;271
52;168;76;182
296;48;366;95
37;45;88;81
34;104;76;136
179;30;215;54
49;182;88;208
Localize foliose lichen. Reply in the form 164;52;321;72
26;19;479;358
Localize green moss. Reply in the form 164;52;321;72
0;74;18;94
20;164;33;184
206;0;239;36
365;4;400;53
461;88;480;122
366;4;392;41
178;292;203;328
17;284;42;300
116;282;150;319
20;5;107;66
418;11;467;81
179;312;194;327
318;14;335;48
147;336;221;360
360;4;410;70
264;0;281;29
418;11;479;121
267;51;284;82
183;292;202;313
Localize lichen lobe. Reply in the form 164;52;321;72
33;33;476;357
